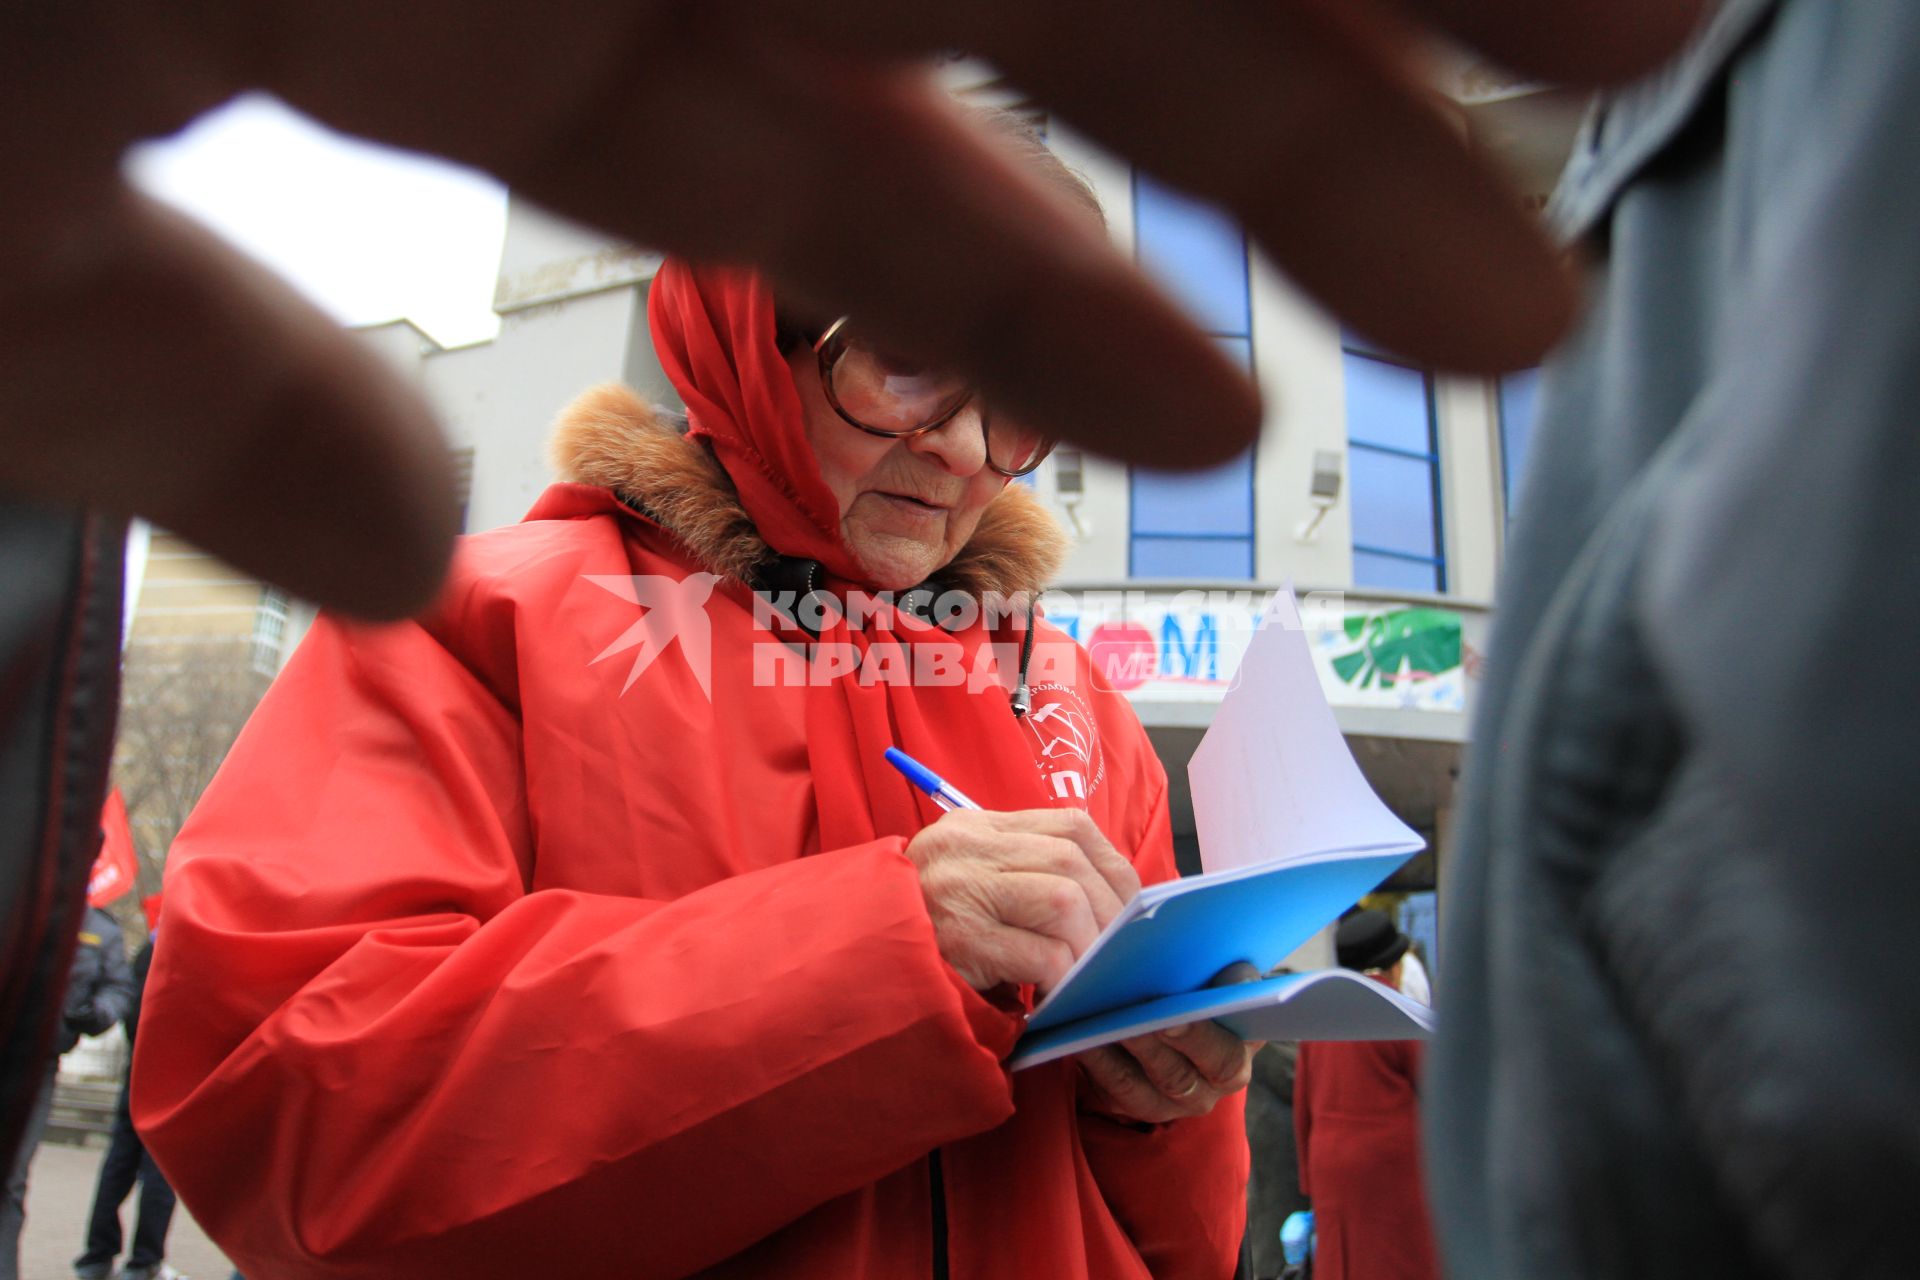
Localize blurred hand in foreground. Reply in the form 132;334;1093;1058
0;0;1707;617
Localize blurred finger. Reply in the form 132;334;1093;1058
1408;0;1711;87
746;0;1706;87
458;29;1260;471
215;0;1255;471
975;0;1575;371
0;192;457;618
749;0;1574;372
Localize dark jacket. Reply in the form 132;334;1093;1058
1429;2;1920;1276
0;502;125;1160
126;935;156;1049
1243;1041;1307;1279
59;906;135;1056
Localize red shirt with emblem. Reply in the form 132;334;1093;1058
134;483;1247;1280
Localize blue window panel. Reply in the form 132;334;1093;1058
1344;351;1434;455
1216;334;1253;373
1131;448;1255;537
1348;446;1439;558
1134;176;1250;337
1131;536;1255;580
1397;891;1440;974
1352;549;1442;594
1499;367;1542;512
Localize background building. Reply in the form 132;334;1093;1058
112;524;286;905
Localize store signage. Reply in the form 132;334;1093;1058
1041;590;1466;712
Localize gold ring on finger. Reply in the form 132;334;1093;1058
1173;1078;1201;1098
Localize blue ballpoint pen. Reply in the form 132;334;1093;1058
884;747;982;812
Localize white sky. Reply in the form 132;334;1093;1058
127;94;509;349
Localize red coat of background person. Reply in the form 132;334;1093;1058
1293;911;1438;1280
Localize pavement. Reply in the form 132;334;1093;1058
16;1138;234;1280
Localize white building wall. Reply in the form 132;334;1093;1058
1434;374;1503;602
1247;257;1351;588
1055;450;1132;581
494;196;659;316
1045;123;1136;584
427;286;646;533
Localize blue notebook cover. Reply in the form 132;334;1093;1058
1008;846;1421;1068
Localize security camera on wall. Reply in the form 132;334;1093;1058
1053;448;1089;538
1295;450;1343;543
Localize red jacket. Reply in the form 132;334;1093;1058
134;390;1247;1279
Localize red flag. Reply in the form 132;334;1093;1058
89;788;138;906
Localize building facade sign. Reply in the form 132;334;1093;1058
1041;590;1466;713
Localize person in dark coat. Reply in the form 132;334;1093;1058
1293;911;1436;1280
74;930;180;1280
2;905;133;1280
1242;1036;1308;1280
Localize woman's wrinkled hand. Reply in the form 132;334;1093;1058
1075;961;1262;1124
904;807;1141;994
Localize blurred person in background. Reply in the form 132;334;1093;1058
3;905;133;1280
1241;1029;1309;1280
1397;948;1430;1007
74;913;183;1280
1293;911;1435;1280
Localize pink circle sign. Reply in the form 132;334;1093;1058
1088;621;1157;691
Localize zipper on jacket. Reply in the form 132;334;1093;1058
930;1148;949;1280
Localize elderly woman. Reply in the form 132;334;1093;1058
135;139;1252;1279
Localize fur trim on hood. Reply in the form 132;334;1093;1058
548;383;1069;598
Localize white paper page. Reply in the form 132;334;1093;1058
1189;589;1423;873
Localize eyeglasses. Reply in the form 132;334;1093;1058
812;317;1054;478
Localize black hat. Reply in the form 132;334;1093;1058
1336;909;1410;973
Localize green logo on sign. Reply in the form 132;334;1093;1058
1329;608;1463;689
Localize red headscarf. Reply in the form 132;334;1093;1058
648;259;867;582
645;257;1056;843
